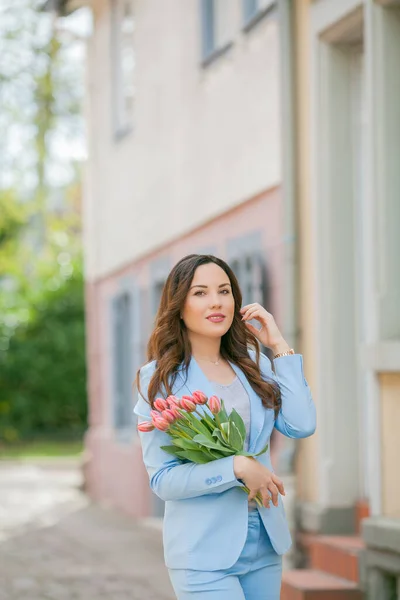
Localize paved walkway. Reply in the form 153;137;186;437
0;460;175;600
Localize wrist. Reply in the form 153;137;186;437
233;455;249;479
270;339;290;355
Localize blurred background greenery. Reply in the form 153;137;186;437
0;0;88;454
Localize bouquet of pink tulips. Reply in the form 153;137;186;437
138;391;268;507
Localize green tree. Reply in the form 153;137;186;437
0;0;88;442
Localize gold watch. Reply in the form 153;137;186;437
273;348;295;359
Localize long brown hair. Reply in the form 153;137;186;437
136;254;281;414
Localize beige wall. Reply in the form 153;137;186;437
294;0;318;504
380;373;400;518
84;0;282;280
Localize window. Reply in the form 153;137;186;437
152;280;165;316
242;0;275;29
149;257;170;320
111;0;135;137
231;252;265;307
112;292;133;432
227;234;270;352
201;0;236;64
110;279;140;442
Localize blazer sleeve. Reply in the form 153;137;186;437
133;364;244;502
258;352;316;438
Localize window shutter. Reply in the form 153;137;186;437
131;280;141;387
243;0;258;23
201;0;214;59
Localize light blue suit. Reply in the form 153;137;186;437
133;351;316;574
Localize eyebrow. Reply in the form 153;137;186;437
190;283;231;290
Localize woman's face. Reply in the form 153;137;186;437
181;262;235;338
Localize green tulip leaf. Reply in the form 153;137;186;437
173;450;211;464
228;422;244;452
228;408;247;442
253;442;269;457
219;398;229;422
183;413;211;437
175;423;198;438
192;433;232;454
203;447;227;460
172;437;202;451
220;421;230;442
160;445;186;456
212;428;232;448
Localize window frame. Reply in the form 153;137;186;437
242;0;276;33
227;232;270;351
110;0;135;140
109;276;141;444
200;0;234;67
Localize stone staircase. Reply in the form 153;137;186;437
281;533;365;600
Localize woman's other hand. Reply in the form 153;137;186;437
233;455;285;509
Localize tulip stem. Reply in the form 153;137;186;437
169;424;191;439
239;486;264;508
176;410;206;437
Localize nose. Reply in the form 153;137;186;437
210;294;222;309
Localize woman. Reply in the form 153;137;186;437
134;254;316;600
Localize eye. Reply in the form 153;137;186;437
220;289;230;294
194;290;205;296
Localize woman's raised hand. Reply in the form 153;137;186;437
240;303;289;354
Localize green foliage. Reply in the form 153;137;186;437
0;440;83;459
0;262;87;442
0;189;27;248
0;1;88;443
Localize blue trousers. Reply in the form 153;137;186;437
167;509;282;599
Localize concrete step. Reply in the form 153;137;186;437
309;536;365;583
281;569;363;600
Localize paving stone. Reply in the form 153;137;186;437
0;461;175;599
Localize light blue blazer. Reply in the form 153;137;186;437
133;350;316;571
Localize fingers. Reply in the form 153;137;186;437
248;489;256;502
241;307;262;321
240;303;271;317
260;487;272;509
244;322;260;336
267;482;279;507
240;303;259;314
272;474;286;496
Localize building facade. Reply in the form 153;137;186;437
50;0;400;595
79;0;301;524
290;0;400;596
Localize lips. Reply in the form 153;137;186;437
206;314;226;323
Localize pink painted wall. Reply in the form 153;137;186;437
84;186;285;517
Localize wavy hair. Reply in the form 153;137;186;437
136;254;281;415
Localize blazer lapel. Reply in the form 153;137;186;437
228;360;266;453
175;357;266;453
174;357;215;418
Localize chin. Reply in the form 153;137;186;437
206;324;231;337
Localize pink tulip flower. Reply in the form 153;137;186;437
170;406;182;419
162;409;176;424
137;421;155;432
192;390;208;405
208;395;221;414
154;398;168;412
166;395;180;407
150;409;161;421
152;417;170;431
180;396;197;412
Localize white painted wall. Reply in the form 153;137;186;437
84;0;281;280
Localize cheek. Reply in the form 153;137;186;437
183;298;203;323
225;296;235;315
